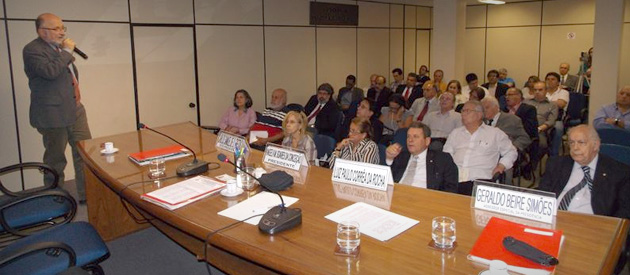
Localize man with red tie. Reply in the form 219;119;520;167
304;83;341;138
410;82;440;122
395;73;423;109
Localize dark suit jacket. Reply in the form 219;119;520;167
561;74;579;92
389;150;459;194
304;96;341;138
395;85;423;109
482;82;510;110
336;87;364;106
538;155;630;219
494;112;531;151
367;87;392;116
503;103;539;139
23;37;78;129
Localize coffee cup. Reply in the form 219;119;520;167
226;179;238;194
104;142;114;152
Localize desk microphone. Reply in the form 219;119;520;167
138;123;209;177
217;153;302;235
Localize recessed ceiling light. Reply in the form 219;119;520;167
478;0;506;4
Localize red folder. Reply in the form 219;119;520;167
468;217;563;273
128;145;189;163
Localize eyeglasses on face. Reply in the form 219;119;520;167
41;26;67;32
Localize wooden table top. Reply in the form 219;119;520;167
80;122;628;274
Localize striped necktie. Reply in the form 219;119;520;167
558;166;593;210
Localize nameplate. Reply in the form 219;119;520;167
331;159;393;191
216;131;249;153
472;181;557;224
263;144;308;171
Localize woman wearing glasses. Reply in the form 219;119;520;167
328;118;380;168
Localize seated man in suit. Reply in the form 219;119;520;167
390;68;405;91
385;121;458;193
481;96;531;151
304;83;341;138
505;87;539;174
250;88;289;149
336;74;364;112
444;100;518;195
593;85;630;131
396;72;423;109
524;81;558;152
367;75;392;117
559;63;579;92
482;69;510;110
538;125;630;219
410;81;440;122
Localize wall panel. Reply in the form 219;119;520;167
359;1;389;28
404;5;416;28
316;28;357;95
403;29;416;76
357;29;389;89
542;0;595;25
486;27;539;89
194;0;263;25
540;25;593;79
196;26;265;126
265;0;309;26
416;6;431;29
416;30;430;74
390;4;404;28
625;0;630;22
466;5;486;28
620;23;630;89
265;27;316;106
5;0;128;21
390;29;404;73
130;0;194;23
0;21;20;180
487;1;541;27
464;28;486;82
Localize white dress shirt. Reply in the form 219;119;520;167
546;88;570;112
558;156;598;215
423;110;462;138
443;124;518;182
387;149;428;189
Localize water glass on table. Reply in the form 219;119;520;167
337;221;361;253
239;167;257;191
149;158;166;179
432;216;456;249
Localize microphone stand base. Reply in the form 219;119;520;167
176;160;209;177
258;206;302;235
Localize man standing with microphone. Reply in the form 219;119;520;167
23;13;91;204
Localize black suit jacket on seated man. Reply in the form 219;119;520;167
304;95;341;138
389;149;459;194
538;154;630;219
395;85;423;109
367;87;392;116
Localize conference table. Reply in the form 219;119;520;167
79;122;628;274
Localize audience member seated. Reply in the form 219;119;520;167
250;88;289;149
482;69;509;110
482;96;531;151
593;86;630;131
524;81;558;154
410;81;439;121
416;65;431;86
559;62;579;92
460;73;488;106
338;98;384;144
365;73;378;92
521;75;540;100
432;69;447;93
455;86;486;113
538;125;630;219
444;100;518;195
422;91;461;149
380;94;413;143
337;75;364;113
367;75;392;116
390;68;405;91
445;79;463;105
395;72;423;109
218;89;257;135
282;111;318;165
545;72;570;156
498;68;515;87
385;122;458;193
505;87;539;144
329;118;380;168
305;83;341;138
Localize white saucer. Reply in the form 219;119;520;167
220;188;243;197
100;148;119;154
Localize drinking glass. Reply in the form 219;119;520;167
337;221;360;252
240;167;257;191
432;216;456;249
148;158;166;178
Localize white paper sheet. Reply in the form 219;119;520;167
218;191;299;225
141;176;225;210
249;130;268;144
325;202;419;241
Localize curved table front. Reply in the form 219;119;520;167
79;122;628;274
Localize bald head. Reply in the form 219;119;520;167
270;88;287;110
35;13;65;45
617;86;630;109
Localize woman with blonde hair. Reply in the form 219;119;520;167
281;111;317;165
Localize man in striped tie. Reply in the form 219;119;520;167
538;125;630;219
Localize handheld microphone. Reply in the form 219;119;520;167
217;153;302;235
73;47;88;60
138;123;209;177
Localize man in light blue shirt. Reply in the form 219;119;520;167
593;86;630;131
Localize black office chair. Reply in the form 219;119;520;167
0;163;76;246
597;128;630;147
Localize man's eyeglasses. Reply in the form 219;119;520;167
40;26;67;32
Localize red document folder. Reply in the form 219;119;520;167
128;145;191;166
468;217;563;274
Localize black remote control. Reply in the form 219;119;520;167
502;236;559;267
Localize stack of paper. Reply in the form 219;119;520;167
128;145;191;166
141;176;225;210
